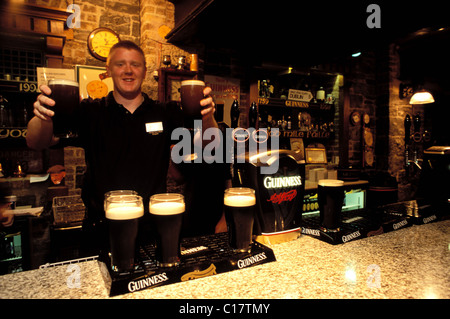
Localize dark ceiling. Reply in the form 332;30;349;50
167;0;450;69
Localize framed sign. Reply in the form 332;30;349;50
75;65;113;100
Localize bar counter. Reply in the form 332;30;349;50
0;220;448;299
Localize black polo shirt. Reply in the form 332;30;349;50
73;92;182;222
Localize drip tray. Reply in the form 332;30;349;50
99;232;276;297
301;201;448;245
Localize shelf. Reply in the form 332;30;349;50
280;130;333;139
0;80;39;94
0;127;27;139
258;97;334;111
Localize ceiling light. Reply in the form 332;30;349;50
351;52;361;58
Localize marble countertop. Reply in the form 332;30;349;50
0;220;449;299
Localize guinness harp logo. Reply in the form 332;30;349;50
181;264;217;281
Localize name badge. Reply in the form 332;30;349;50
146;122;163;135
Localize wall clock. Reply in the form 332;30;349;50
158;68;197;103
350;111;360;125
88;28;120;61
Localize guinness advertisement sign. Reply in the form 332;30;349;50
234;150;305;239
99;232;276;297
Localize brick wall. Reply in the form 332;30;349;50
387;44;425;200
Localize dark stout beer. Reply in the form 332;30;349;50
317;179;345;231
180;80;205;118
149;193;185;267
47;79;80;138
224;188;256;253
105;195;143;273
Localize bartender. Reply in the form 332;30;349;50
26;40;217;253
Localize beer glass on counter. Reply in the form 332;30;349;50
105;194;144;273
149;193;185;267
47;79;80;138
104;190;138;211
180;80;205;118
317;179;345;232
224;187;256;253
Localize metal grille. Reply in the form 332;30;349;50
0;47;44;82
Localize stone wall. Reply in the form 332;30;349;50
387;44;425;201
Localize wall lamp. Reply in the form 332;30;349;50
399;83;435;104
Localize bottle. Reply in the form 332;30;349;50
0;95;10;127
230;99;240;128
248;101;258;128
287;116;292;130
316;86;325;102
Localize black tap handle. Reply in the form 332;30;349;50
404;114;411;144
413;113;421;133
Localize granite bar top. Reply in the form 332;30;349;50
0;220;448;299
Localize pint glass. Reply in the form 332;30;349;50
47;79;80;138
224;187;256;253
104;190;138;211
149;193;185;267
105;195;143;273
318;179;345;232
180;80;205;118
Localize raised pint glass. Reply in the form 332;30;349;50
318;179;345;232
105;195;143;273
47;79;80;138
149;193;185;267
180;80;205;118
224;187;256;253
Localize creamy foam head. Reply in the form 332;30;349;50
224;195;256;207
106;206;144;220
318;179;344;187
181;80;205;87
149;201;185;215
48;79;79;87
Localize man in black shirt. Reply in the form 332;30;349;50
27;41;218;251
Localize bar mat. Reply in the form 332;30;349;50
301;200;449;245
99;232;276;297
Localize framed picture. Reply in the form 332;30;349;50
75;65;113;100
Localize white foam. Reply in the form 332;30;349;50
48;79;79;87
105;206;144;220
318;179;344;187
181;80;205;87
224;195;256;207
149;202;185;215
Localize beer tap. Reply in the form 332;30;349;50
404;114;411;169
230;100;240;128
405;113;423;172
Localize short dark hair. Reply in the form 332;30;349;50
107;40;146;66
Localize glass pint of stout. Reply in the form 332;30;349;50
224;187;256;253
105;195;144;273
47;79;80;138
104;190;138;211
149;193;185;267
180;80;205;118
318;179;345;232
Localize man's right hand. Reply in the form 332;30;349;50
33;85;55;121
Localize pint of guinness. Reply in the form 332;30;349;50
149;193;185;267
47;79;80;138
224;187;256;253
105;195;144;273
318;179;345;231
